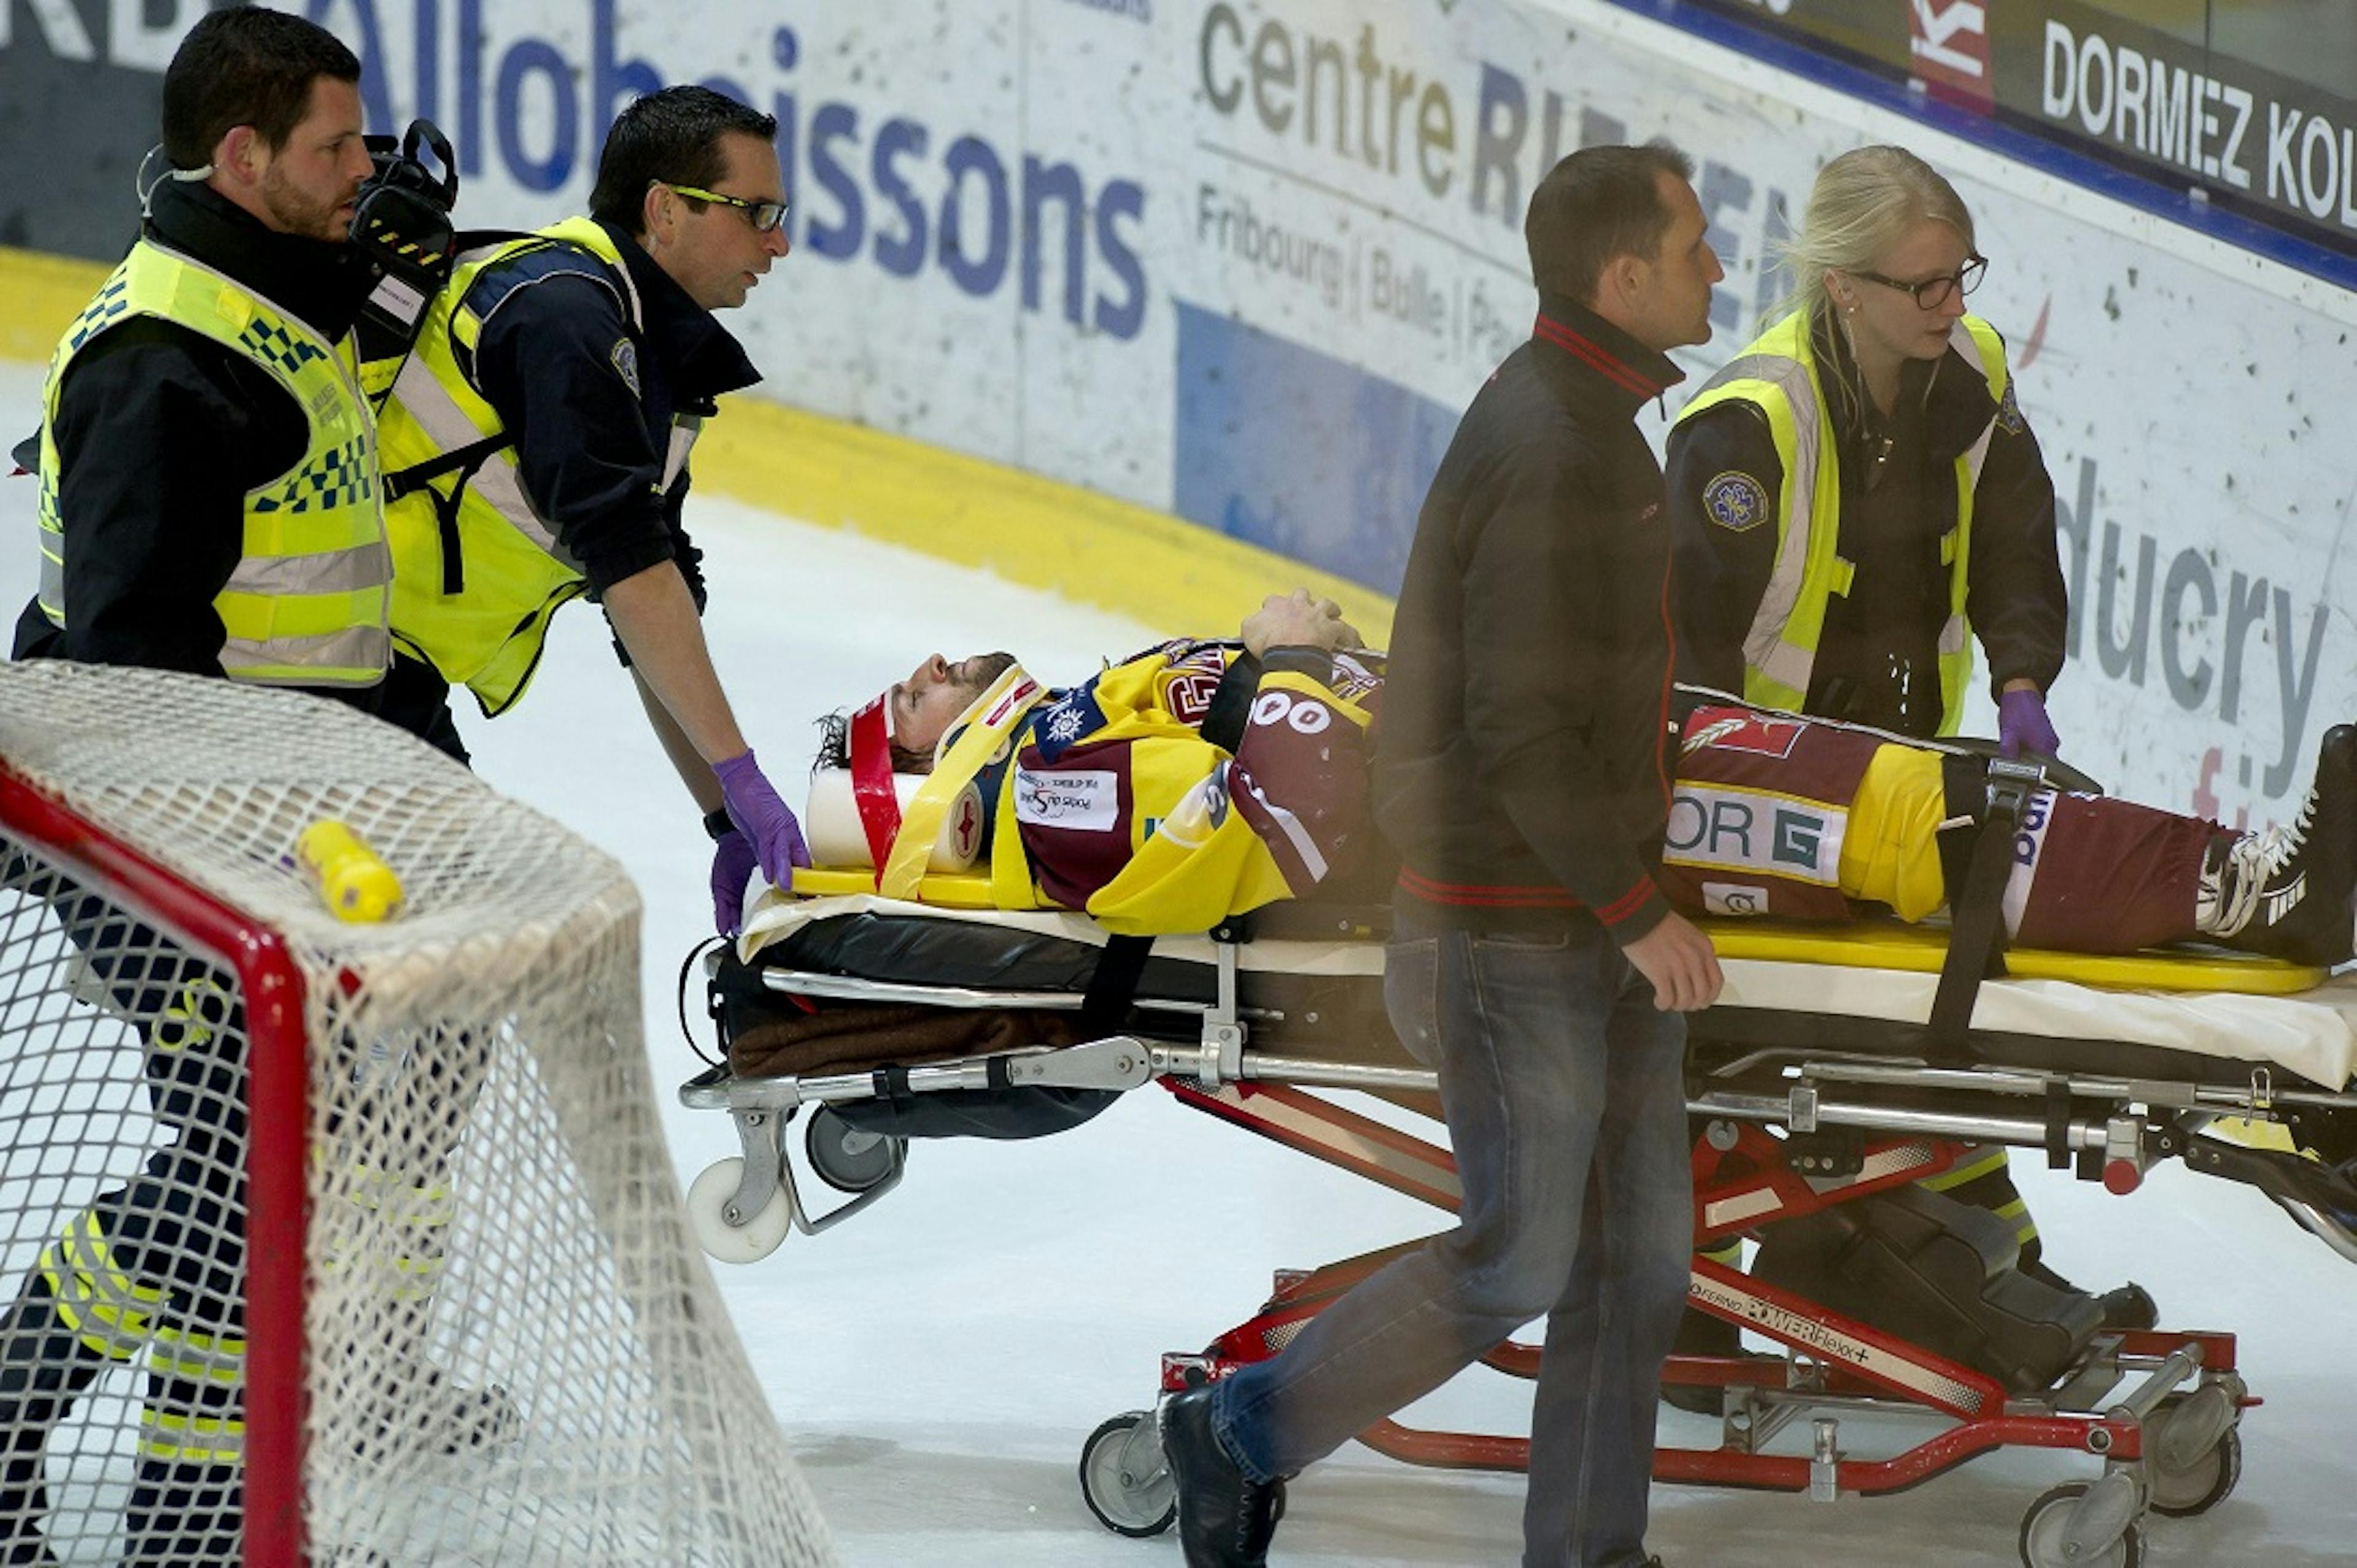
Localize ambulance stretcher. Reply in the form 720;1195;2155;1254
677;780;2357;1568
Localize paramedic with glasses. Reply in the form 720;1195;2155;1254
1663;144;2119;1362
1666;144;2067;757
371;84;811;935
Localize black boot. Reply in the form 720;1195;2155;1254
1159;1385;1279;1568
0;1280;112;1567
349;1358;519;1462
2019;1257;2158;1332
2200;726;2357;966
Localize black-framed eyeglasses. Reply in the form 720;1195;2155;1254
662;181;788;234
1852;253;1987;310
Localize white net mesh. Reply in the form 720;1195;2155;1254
0;660;834;1566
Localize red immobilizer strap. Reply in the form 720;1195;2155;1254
848;695;902;882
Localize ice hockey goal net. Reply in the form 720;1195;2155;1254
0;661;834;1566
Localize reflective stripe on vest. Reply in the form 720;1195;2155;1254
1674;313;2010;734
153;1320;248;1387
36;242;391;687
39;1210;163;1362
377;216;702;717
137;1407;246;1467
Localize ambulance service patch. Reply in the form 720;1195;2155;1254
1995;380;2026;435
610;337;641;398
1703;470;1768;532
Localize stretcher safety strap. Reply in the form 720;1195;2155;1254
1082;934;1156;1033
1925;759;2040;1060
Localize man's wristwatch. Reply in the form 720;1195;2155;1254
703;806;735;843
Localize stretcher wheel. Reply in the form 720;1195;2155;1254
685;1157;792;1264
805;1108;902;1194
1078;1411;1175;1537
2017;1482;2145;1568
2148;1420;2241;1517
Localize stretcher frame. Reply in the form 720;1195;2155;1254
679;917;2357;1566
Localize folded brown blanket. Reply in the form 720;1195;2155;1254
729;1002;1080;1080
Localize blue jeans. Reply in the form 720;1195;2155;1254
1210;910;1693;1568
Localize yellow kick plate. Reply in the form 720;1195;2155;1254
787;871;2325;996
1699;918;2325;995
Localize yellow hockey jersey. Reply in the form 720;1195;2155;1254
1000;639;1384;935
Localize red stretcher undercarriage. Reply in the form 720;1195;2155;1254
679;874;2357;1568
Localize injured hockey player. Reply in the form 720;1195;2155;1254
801;592;2357;969
803;589;1387;936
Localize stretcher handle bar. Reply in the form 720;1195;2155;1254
1692;1090;2108;1152
1228;1052;1439;1094
2274;1198;2357;1266
1800;1058;2355;1113
784;1054;1053;1104
751;965;1222;1018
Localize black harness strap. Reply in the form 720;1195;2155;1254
381;434;509;595
1923;757;2046;1064
1080;934;1156;1035
381;430;510;504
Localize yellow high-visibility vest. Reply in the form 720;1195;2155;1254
1674;311;2011;735
374;218;699;716
36;241;391;687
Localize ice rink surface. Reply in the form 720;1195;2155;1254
1;358;2352;1566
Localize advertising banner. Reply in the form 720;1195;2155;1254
1684;0;2357;259
2;0;2353;822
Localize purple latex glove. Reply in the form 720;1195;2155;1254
713;750;812;892
1997;687;2061;759
709;828;760;937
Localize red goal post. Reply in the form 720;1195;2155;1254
0;661;832;1567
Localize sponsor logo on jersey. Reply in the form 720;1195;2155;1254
1665;786;1842;885
1029;687;1106;762
1013;768;1119;832
1161;670;1223;723
1328;651;1384;701
2000;788;2057;937
1701;881;1771;917
1681;706;1805;759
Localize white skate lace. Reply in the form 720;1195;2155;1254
2209;788;2318;937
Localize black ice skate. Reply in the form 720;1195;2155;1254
2199;725;2357;967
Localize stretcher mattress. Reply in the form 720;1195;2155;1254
739;889;2357;1092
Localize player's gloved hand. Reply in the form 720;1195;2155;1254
1997;687;2061;759
714;751;812;893
708;828;761;937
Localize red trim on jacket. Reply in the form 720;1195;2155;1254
1595;878;1659;927
1396;867;1581;909
1531;312;1667;399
